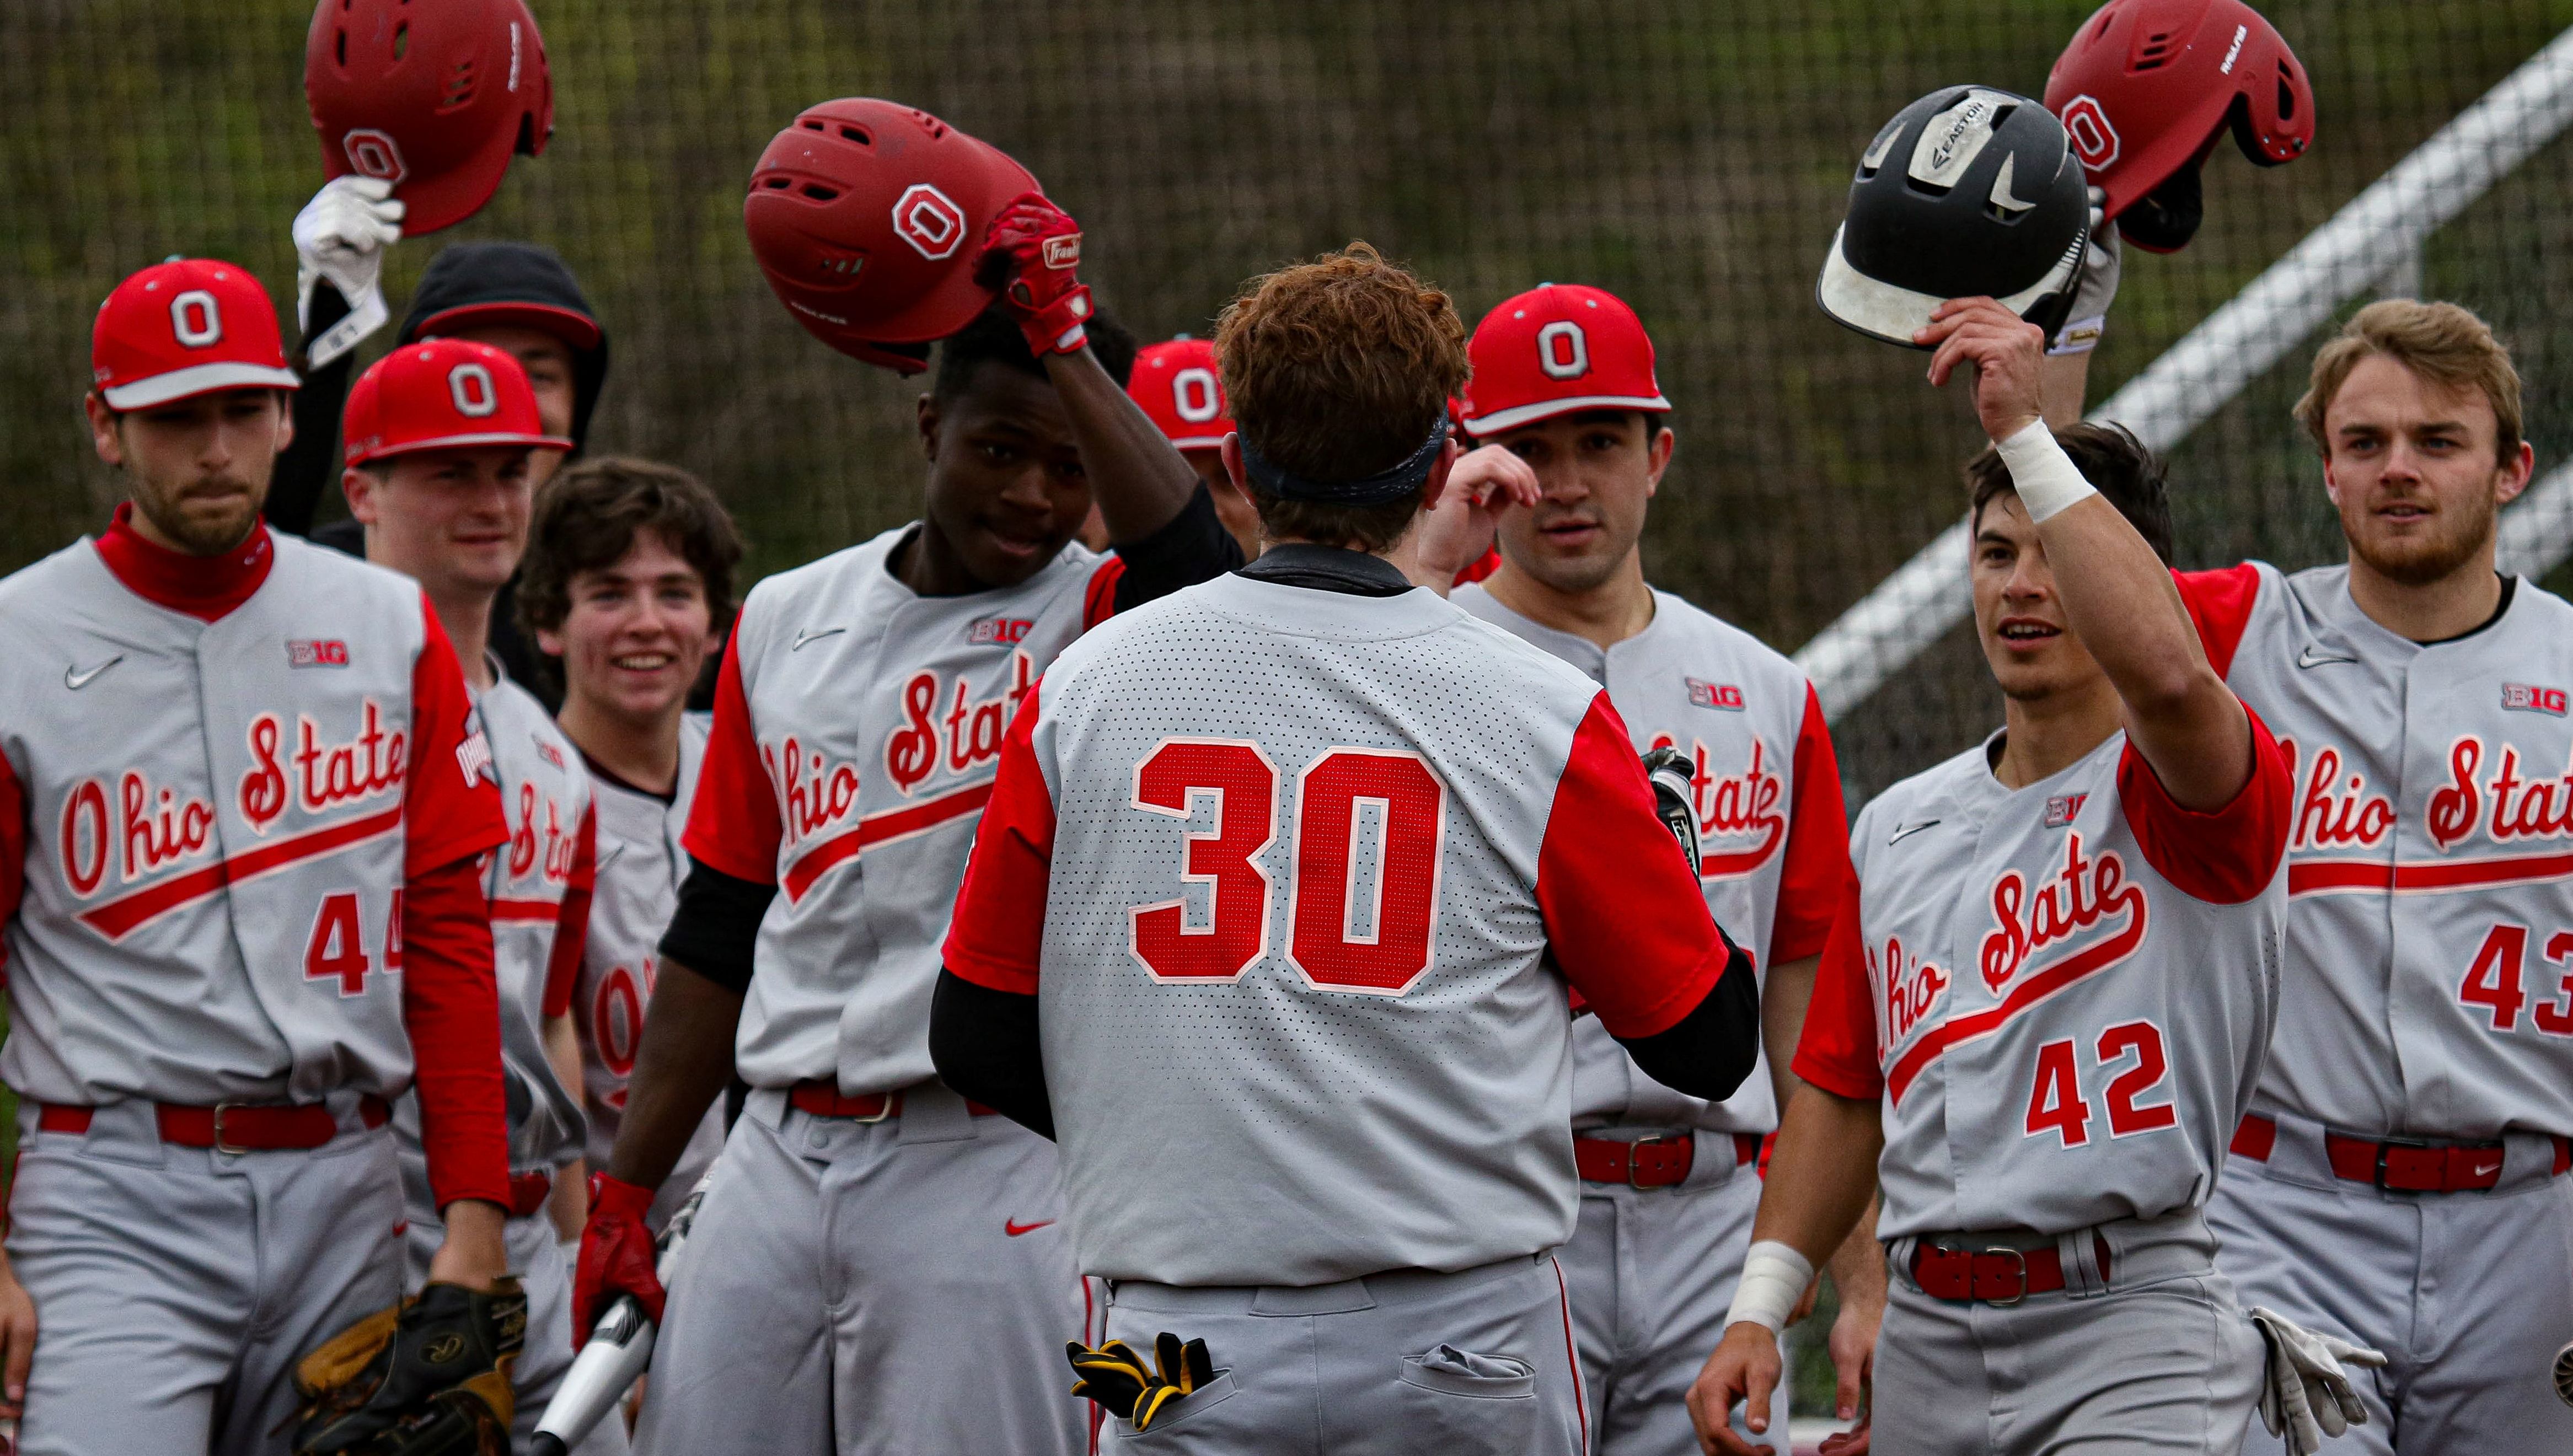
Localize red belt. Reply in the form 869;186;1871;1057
508;1170;554;1218
2231;1115;2573;1192
39;1096;389;1152
1573;1132;1761;1189
788;1080;1000;1121
1911;1235;2113;1304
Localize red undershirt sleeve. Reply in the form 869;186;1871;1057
0;751;23;977
943;687;1055;996
402;854;512;1210
542;803;596;1019
2170;564;2263;679
405;598;509;875
1789;863;1884;1101
2118;704;2293;905
681;631;782;886
1767;683;1851;965
1539;692;1731;1039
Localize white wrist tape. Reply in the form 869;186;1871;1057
1993;416;2098;524
1724;1240;1814;1335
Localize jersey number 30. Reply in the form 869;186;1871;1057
1128;738;1445;996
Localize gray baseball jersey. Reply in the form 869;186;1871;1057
574;713;723;1229
1795;695;2291;1239
946;572;1739;1286
682;525;1120;1094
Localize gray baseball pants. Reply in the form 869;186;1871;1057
1871;1210;2263;1455
6;1095;404;1456
2210;1111;2573;1454
630;1083;1091;1456
1559;1128;1787;1455
1095;1250;1588;1454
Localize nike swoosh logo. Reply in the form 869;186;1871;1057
1889;820;1940;845
65;654;125;691
1987;154;2035;215
2298;645;2358;669
2473;1160;2502;1178
792;626;846;652
1004;1218;1057;1237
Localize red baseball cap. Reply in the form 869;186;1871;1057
1460;284;1670;437
92;259;302;410
1128;337;1232;452
342;337;570;465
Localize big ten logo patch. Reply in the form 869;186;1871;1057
2044;793;2088;829
286;638;350;669
1977;831;2145;995
886;652;1036;794
240;701;409;834
1870;932;1953;1064
968;615;1032;647
1685;678;1745;712
2503;683;2569;717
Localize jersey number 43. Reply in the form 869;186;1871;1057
1127;738;1444;997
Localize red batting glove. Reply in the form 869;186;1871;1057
978;191;1093;357
572;1171;666;1347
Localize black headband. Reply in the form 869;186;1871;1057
1236;409;1449;505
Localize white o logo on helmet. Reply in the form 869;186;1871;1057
892;184;967;261
1172;367;1221;423
342;128;409;185
448;362;500;417
1537;320;1589;381
2059;95;2120;171
169;291;224;348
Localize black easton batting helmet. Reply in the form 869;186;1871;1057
1818;85;2090;348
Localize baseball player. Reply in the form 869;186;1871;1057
573;194;1243;1455
1130;334;1264;559
2063;292;2573;1447
931;242;1763;1454
1435;282;1878;1453
0;258;514;1452
1689;297;2296;1455
339;337;622;1454
516;457;744;1231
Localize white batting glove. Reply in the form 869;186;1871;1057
2048;186;2120;357
294;175;405;367
2250;1306;2386;1455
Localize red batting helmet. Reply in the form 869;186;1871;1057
304;0;554;237
1128;337;1233;451
1460;284;1670;437
343;338;570;465
744;99;1042;369
93;259;302;410
2045;0;2312;251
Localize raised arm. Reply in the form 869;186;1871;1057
1921;298;2250;810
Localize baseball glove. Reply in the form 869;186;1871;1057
292;1278;527;1456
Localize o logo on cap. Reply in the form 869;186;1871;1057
1172;367;1221;423
448;362;499;417
1536;320;1589;381
342;128;409;185
892;184;967;261
2058;96;2120;171
170;291;224;348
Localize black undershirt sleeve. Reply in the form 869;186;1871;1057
929;970;1053;1140
655;861;777;997
270;281;358;540
1610;938;1763;1103
1108;484;1244;614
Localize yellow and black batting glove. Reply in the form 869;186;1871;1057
1129;1331;1218;1430
1065;1338;1155;1421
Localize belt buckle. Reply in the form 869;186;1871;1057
1979;1247;2028;1307
2376;1137;2436;1190
211;1102;249;1157
1627;1132;1685;1189
851;1094;895;1125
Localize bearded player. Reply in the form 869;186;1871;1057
340;339;623;1454
0;259;514;1452
1443;283;1879;1453
1689;298;2298;1455
517;458;743;1231
575;192;1242;1455
2059;279;2573;1446
930;243;1760;1453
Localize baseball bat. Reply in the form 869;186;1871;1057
530;1165;719;1453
